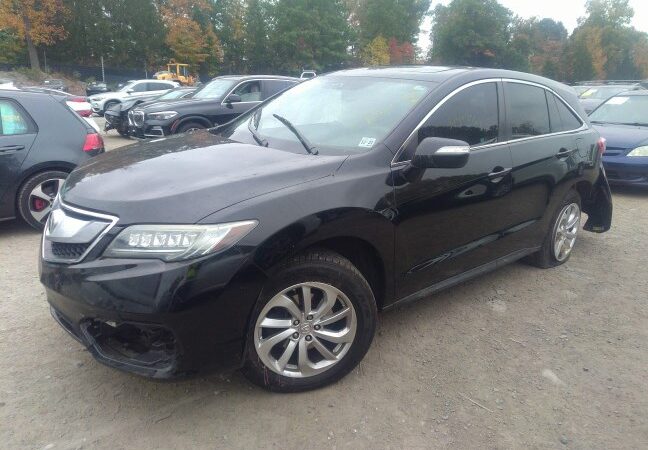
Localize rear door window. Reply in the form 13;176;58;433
148;82;172;91
505;83;550;138
263;80;298;99
0;99;33;135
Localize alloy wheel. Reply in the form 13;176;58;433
28;178;64;224
254;282;357;378
553;202;581;262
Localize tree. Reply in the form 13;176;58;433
511;18;568;77
0;0;68;70
355;0;430;45
161;0;223;71
361;35;390;65
429;0;514;67
244;0;271;73
0;29;25;65
270;0;352;74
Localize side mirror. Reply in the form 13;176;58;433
126;89;134;94
226;94;241;104
412;137;470;169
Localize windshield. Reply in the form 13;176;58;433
589;95;648;124
221;76;433;155
192;79;236;100
580;86;634;100
159;89;192;100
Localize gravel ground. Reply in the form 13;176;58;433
1;129;647;449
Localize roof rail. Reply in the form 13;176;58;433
575;80;645;86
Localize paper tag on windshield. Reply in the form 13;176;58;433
359;137;376;148
607;97;629;105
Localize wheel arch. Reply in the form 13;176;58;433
171;115;212;133
14;162;75;208
251;208;395;310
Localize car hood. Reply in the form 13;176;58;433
580;98;603;113
62;131;346;224
593;123;648;150
138;97;218;113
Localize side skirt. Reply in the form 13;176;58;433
385;247;540;311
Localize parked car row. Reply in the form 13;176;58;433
88;79;179;115
574;80;646;114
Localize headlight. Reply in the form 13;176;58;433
103;221;258;261
627;146;648;157
147;111;178;121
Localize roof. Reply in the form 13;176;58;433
213;75;299;81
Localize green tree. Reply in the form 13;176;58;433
511;18;568;77
245;0;271;73
0;29;25;64
270;0;352;74
429;0;514;67
356;0;430;45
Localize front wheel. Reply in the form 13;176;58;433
242;250;377;392
176;121;207;134
529;190;582;268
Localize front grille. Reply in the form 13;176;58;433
132;110;144;127
51;242;90;259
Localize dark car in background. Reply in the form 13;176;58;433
40;67;612;392
86;81;109;97
0;89;104;229
130;75;298;137
590;90;648;186
105;87;195;136
578;81;644;114
42;79;67;92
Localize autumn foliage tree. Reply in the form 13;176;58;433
0;0;68;70
160;0;223;69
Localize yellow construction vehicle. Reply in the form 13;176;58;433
154;62;196;85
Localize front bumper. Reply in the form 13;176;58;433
40;249;266;378
602;156;648;186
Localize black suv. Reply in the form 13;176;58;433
0;89;103;229
130;75;299;137
40;67;612;392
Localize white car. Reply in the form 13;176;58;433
88;79;178;115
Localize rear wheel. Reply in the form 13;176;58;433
17;170;68;229
242;250;377;392
176;122;206;133
529;190;581;268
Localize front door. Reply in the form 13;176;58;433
219;80;263;123
0;98;37;216
392;81;516;300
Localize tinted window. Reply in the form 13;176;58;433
147;82;172;91
0;100;32;135
130;82;148;92
419;82;499;146
553;94;582;131
506;83;550;138
264;80;297;98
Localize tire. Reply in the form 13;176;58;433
176;122;206;134
242;249;377;392
528;189;582;268
117;125;130;137
17;170;69;230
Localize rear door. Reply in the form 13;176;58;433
393;81;516;299
262;79;298;99
503;81;584;248
0;98;37;215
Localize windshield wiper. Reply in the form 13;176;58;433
272;114;318;155
247;113;268;147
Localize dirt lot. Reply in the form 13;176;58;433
1;130;646;449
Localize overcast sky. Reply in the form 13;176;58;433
418;0;648;51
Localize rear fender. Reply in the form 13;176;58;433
582;169;613;233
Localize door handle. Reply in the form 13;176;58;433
0;145;25;153
556;147;577;158
488;167;511;180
